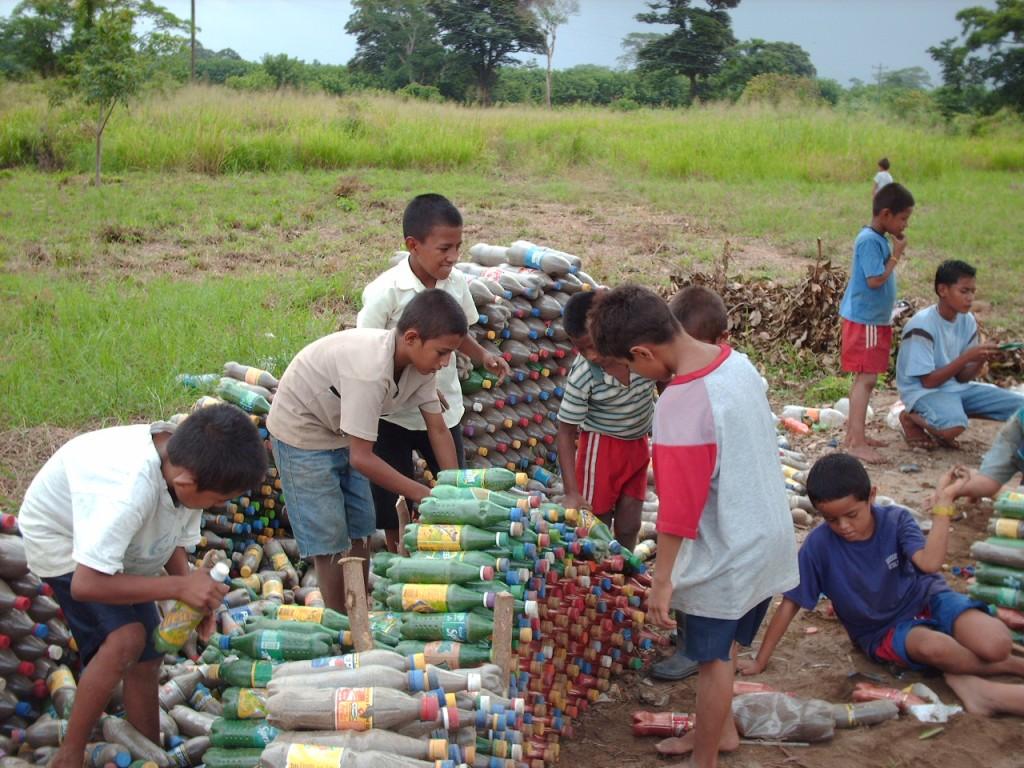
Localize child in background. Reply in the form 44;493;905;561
648;284;731;682
872;157;893;197
268;290;468;611
555;290;656;551
589;285;798;767
740;453;1024;717
18;405;267;768
896;259;1024;449
358;194;509;551
838;182;915;464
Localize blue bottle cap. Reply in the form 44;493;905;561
114;752;132;768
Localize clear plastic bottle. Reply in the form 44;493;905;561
260;743;451;768
100;715;171;766
271;649;418;680
266;686;443;731
271;729;451;762
84;741;133;768
223;362;279;390
152;562;230;654
46;665;77;719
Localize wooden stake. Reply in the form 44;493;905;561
396;496;411;557
493;592;515;696
340;556;374;652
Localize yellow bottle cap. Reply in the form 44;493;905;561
515;472;528;486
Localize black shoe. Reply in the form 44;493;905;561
651;651;700;681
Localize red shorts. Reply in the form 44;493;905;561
575;431;649;514
841;319;893;374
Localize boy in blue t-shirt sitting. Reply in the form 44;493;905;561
739;453;1024;717
896;260;1024;449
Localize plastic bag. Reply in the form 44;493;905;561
732;692;834;742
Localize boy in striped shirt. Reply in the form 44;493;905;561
555;291;656;550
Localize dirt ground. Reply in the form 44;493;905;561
562;392;1024;768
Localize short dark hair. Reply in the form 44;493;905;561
397;288;468;340
805;453;871;506
872;182;914;216
403;194;462;241
878;157;890;170
167;404;267;494
563;291;597;339
669;285;728;344
588;285;679;360
934;259;976;293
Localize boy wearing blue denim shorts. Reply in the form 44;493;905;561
267;289;467;612
740;453;1024;718
17;405;266;768
896;259;1024;449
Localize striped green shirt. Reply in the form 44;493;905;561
557;355;656;440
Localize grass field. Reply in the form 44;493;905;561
2;86;1023;435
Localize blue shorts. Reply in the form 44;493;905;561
911;383;1024;431
683;598;771;663
44;572;162;668
871;590;990;671
270;436;376;558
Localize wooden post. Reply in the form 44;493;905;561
395;496;411;557
190;0;196;82
493;592;515;697
340;556;374;652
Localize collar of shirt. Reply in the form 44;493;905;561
395;257;449;293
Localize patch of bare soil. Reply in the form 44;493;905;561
0;425;82;513
562;393;1024;768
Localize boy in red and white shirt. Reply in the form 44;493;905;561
590;285;798;767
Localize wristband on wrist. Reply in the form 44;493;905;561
932;505;956;518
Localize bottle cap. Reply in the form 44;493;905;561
420;694;440;721
114;752;132;768
13;596;30;611
32;624;48;639
514;473;528;486
480;566;495;582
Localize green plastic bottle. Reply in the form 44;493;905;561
462;581;526;600
210;659;275;688
409;550;511;572
261;603;350;632
215;378;271;415
398;612;494;643
989;517;1024;539
974;563;1024;589
220;631;331;661
209;718;278;748
969;583;1024;610
404;524;509;553
152;562;230;654
393;640;494;668
434;468;527;491
243;617;338;639
417;497;522;527
386;583;495;613
995;490;1024;519
201;748;263;768
429;485;535;509
384;558;494;585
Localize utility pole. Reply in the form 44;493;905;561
872;62;885;103
190;0;196;82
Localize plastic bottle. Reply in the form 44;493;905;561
398;612;494;643
85;741;133;768
101;716;171;766
159;670;203;710
270;730;452;762
189;683;223;716
0;688;34;720
456;263;538;299
404;524;510;553
0;582;31;612
461;371;495;396
969;583;1024;610
263;539;299;588
974;563;1024;589
219;630;332;661
208;659;275;688
260;603;350;631
152;562;230;653
208;719;278;748
266;665;414;695
46;665;77;719
168;706;217;738
223;362;279;390
831;700;899;728
631;710;694;737
417;498;521;527
386;584;502;613
780;405;846;427
0;647;35;678
266;686;442;731
384;559;494;586
0;536;29;579
995;491;1024;518
261;743;449;768
27;594;61;623
989;518;1024;539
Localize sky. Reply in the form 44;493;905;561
0;0;996;86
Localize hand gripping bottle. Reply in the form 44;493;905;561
153;562;230;654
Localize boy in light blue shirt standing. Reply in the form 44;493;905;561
896;260;1024;448
838;183;914;464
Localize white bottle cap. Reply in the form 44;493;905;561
211;561;231;581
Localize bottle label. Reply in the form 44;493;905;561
154;601;203;650
277;605;324;624
995;518;1020;538
333;687;373;730
257;631;282;658
262;579;284;598
235;688;267;719
285;744;345;768
455;469;485;487
441;613;470;642
271;552;290;571
311;654;358;670
522;247;545;270
417;525;463;551
421;641;460;669
47;666;75;695
671;713;695;735
244;368;265;386
402;584;449;612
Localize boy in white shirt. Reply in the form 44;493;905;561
357;194;509;550
872;156;893;197
18;404;267;768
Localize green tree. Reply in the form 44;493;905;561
0;0;75;77
531;0;579;107
66;7;142;186
428;0;545;104
617;32;664;70
929;0;1024;113
261;53;304;89
712;38;814;100
345;0;447;89
635;0;740;102
879;65;932;91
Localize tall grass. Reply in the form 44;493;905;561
3;83;1023;181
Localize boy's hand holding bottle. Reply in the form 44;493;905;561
179;568;230;611
482;353;510;383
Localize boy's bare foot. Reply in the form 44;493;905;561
898;411;935;450
864;436;888;447
655;727;740;756
845;444;887;464
945;673;1016;716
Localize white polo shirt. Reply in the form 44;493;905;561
357;258;479;430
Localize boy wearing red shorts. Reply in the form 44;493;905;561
838;182;914;464
555;290;656;551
